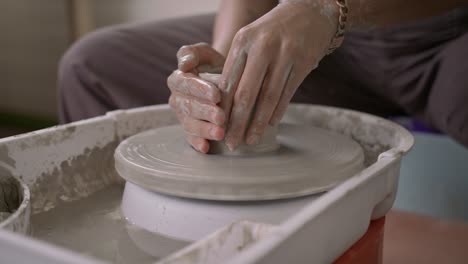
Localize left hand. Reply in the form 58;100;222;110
167;43;226;153
220;0;338;150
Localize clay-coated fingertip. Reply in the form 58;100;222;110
219;79;229;93
213;128;225;141
225;140;237;152
246;134;259;145
178;54;195;71
193;141;208;153
199;143;209;154
178;62;191;72
209;127;225;140
213;113;226;126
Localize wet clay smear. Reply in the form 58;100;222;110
31;184;187;263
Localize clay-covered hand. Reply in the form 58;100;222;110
220;0;338;150
167;43;226;153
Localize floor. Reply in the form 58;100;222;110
394;133;468;222
384;210;468;264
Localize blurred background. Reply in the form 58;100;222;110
0;0;221;137
1;1;467;262
2;0;466;219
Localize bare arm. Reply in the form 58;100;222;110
166;1;278;153
219;0;468;150
168;0;468;153
212;0;278;56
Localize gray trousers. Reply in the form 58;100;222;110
58;8;468;147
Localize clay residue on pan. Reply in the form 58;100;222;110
18;126;77;151
1;119;128;234
237;223;256;251
30;139;121;214
160;221;274;264
0;145;16;168
0;144;21;216
0;212;11;222
0;175;21;213
0;170;30;235
282;105;398;166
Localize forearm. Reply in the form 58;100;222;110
213;0;278;56
345;0;468;29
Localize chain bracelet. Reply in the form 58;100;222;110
327;0;348;55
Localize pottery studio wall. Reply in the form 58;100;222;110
0;0;220;121
0;0;69;119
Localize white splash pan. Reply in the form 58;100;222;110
0;104;413;264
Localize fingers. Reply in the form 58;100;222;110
219;53;247;125
177;43;225;72
172;105;224;153
185;135;210;154
224;48;269;150
270;66;305;126
173;109;210;153
198;73;222;87
167;70;221;103
245;61;293;145
183;116;225;141
171;42;228;154
197;64;223;74
169;94;225;126
219;49;247;124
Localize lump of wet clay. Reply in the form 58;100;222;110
115;123;365;201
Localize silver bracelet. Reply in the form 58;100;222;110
327;0;348;54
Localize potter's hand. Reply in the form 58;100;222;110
221;0;338;150
168;43;226;153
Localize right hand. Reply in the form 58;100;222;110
167;43;226;154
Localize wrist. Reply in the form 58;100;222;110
326;0;348;54
213;0;277;57
212;42;230;57
283;0;341;54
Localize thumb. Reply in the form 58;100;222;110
177;43;225;72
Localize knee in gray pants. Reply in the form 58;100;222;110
58;28;123;123
425;32;468;147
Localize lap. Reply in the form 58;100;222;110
424;31;468;145
61;12;400;116
293;46;403;117
60;14;214;112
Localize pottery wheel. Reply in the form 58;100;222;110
115;124;365;201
